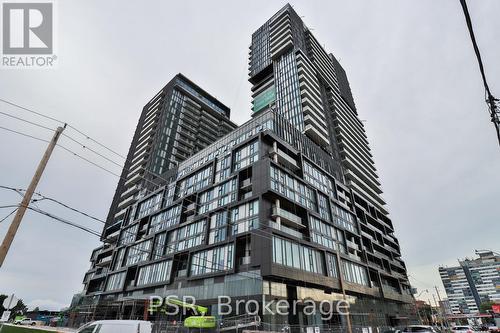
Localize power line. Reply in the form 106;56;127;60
56;145;122;178
0;185;106;224
27;206;102;238
61;134;124;169
0;125;51;144
0;98;64;124
0;209;17;223
0;97;127;160
459;0;500;147
0;110;55;132
0;107;123;169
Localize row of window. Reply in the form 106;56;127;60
341;260;370;286
125;240;151;266
272;236;323;274
233;140;259;171
191;243;234;276
105;271;125;291
309;216;346;253
177;165;213;198
198;178;237;214
332;204;356;233
137;260;172;286
166;220;206;254
215;154;232;183
136;191;163;220
207;200;259;245
270;165;316;211
303;160;335;199
149;205;181;235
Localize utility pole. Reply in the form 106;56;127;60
0;125;65;267
432;294;443;329
336;251;353;333
435;286;449;328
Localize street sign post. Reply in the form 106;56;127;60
0;310;11;322
2;294;18;310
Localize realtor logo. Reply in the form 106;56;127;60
2;1;56;67
2;2;53;54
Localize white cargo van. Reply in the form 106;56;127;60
76;320;152;333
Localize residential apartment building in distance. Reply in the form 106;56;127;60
439;250;500;314
76;4;415;331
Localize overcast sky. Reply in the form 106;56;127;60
0;0;499;311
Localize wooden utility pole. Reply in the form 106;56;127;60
435;286;449;328
335;251;353;333
0;125;65;267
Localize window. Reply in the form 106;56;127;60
112;247;126;270
105;272;125;291
119;224;138;246
318;193;331;222
303;160;335;198
177;165;213;197
233;141;259;171
136;192;163;220
231;200;259;235
166;220;206;254
137;260;172;286
326;253;339;278
199;179;237;214
78;324;100;333
152;232;167;260
272;236;324;275
149;205;181;234
341;260;369;286
191;243;234;276
215;154;231;183
332;204;356;233
125;240;151;266
208;211;229;244
270;165;316;211
309;216;345;253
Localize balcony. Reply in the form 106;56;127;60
240;178;252;190
177;269;188;278
346;239;360;251
271;206;304;229
95;255;112;267
347;252;362;262
268;220;304;239
239;256;251;266
270;147;299;170
185;202;196;214
382;285;404;302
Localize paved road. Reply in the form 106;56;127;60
0;324;76;332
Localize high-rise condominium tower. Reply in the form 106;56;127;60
104;74;237;237
439;250;500;314
249;4;385;214
76;5;414;331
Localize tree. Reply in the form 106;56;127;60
0;294;28;320
480;301;494;313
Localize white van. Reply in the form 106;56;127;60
76;320;152;333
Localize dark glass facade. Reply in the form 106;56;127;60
80;110;415;330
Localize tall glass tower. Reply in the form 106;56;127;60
249;4;386;215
